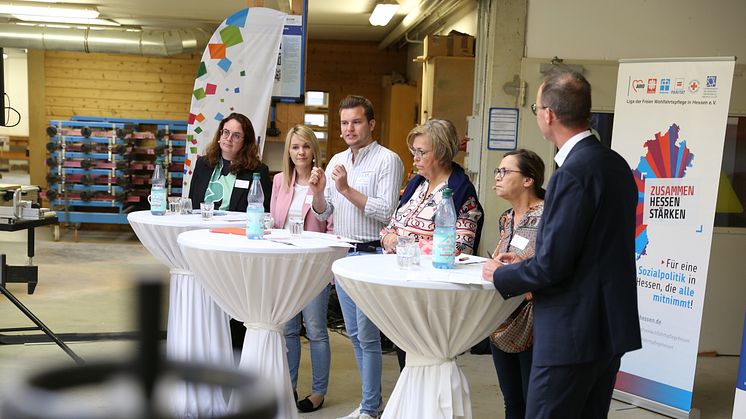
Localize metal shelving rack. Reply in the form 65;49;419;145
45;117;187;237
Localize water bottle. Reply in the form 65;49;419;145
149;163;167;216
432;187;457;269
246;173;265;239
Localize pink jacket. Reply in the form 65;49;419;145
270;171;333;233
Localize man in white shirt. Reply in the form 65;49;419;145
310;95;404;419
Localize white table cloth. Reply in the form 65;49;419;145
128;210;246;418
178;229;350;419
332;254;524;419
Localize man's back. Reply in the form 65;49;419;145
531;136;641;366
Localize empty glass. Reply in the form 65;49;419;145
168;197;181;214
179;198;193;215
289;217;304;237
200;202;213;220
396;236;417;269
263;213;275;230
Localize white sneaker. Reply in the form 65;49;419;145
336;404;383;419
336;406;362;419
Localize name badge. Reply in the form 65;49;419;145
510;234;530;250
235;179;250;189
305;194;314;204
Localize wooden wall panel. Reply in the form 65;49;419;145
44;51;200;122
306;40;408;158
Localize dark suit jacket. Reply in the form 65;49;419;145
492;135;642;367
188;156;272;212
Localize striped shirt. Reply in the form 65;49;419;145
314;141;404;242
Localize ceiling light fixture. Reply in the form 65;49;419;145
369;1;399;27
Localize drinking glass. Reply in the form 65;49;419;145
200;202;213;220
263;213;275;230
396;236;416;269
289;217;304;237
179;198;193;215
168;197;181;214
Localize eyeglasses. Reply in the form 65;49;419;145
531;103;549;116
220;129;244;142
409;148;432;159
494;167;522;179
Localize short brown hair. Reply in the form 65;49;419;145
338;95;374;122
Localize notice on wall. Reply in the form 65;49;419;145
610;57;735;417
272;15;304;101
487;107;518;150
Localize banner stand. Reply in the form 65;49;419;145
614;390;700;419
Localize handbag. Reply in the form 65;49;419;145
490;300;533;353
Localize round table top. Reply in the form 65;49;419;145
332;253;495;290
177;229;353;254
128;209;246;228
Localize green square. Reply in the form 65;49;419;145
220;99;225;103
240;70;246;76
196;62;207;78
190;146;198;154
194;127;202;134
193;88;206;100
220;26;243;48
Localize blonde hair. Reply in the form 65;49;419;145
406;119;459;168
282;125;321;191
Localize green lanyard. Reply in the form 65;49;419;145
204;160;236;211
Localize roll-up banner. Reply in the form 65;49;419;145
182;7;286;197
734;312;746;419
610;57;735;418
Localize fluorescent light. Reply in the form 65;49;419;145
369;2;399;26
13;15;120;26
0;1;100;19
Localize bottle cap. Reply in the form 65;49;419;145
252;172;261;179
442;187;452;198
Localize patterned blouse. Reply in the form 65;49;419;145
493;203;544;259
380;179;483;254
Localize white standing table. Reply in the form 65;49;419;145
332;254;523;419
178;229;350;419
128;210;246;418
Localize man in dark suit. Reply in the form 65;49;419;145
483;69;642;418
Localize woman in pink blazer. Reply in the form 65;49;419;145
270;125;332;413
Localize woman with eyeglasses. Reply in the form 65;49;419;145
188;112;272;355
379;119;484;370
269;125;333;413
488;148;545;419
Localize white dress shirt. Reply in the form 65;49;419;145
314;141;404;242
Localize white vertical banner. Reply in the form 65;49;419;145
610;57;735;418
734;312;746;418
182;7;286;197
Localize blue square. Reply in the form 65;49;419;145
214;112;224;121
234;87;240;93
218;58;232;72
706;75;717;88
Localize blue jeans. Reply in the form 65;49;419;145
284;284;331;396
336;259;382;416
490;341;533;419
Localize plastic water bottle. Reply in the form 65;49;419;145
432;187;456;269
149;163;166;216
246;173;264;239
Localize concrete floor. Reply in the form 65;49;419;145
0;180;739;418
